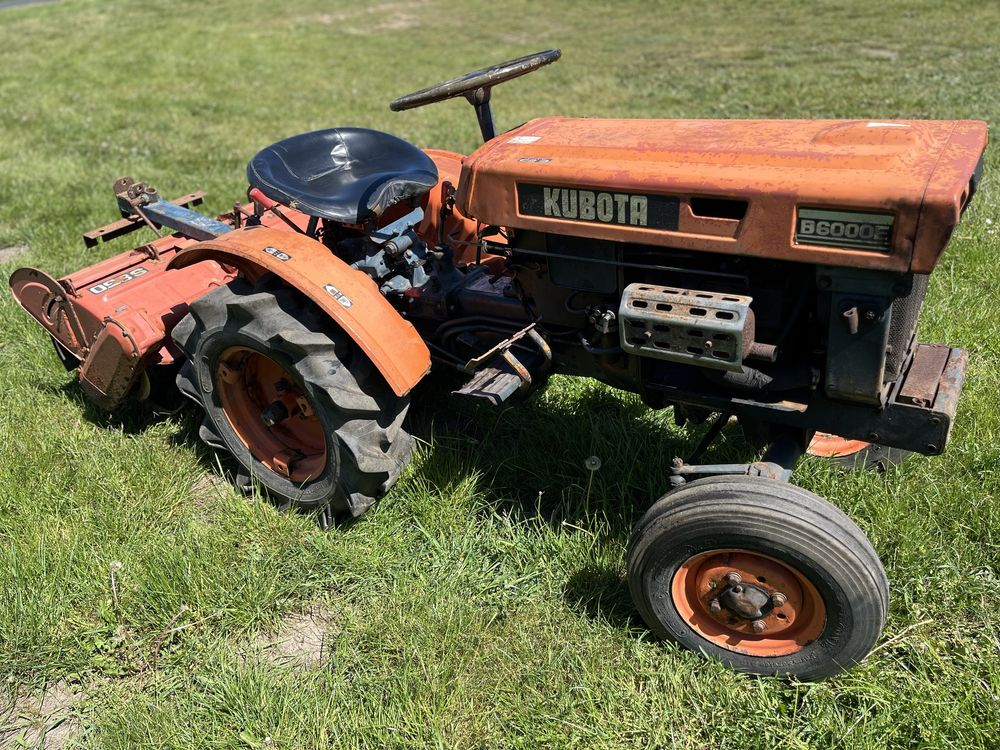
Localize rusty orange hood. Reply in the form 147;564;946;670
456;117;987;273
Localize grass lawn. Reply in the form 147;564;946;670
1;0;999;747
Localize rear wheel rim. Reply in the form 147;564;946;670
671;548;826;657
215;346;327;484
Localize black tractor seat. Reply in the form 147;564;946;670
247;127;439;224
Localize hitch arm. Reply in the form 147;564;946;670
83;183;207;247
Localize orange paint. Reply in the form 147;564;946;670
806;432;871;459
168;226;431;397
458;117;987;273
216;346;328;483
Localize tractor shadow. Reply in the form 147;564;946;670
48;369;756;632
42;378;238;481
561;563;646;633
407;374;758;632
44;379;180;435
407;374;754;535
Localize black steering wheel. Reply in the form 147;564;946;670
390;49;561;112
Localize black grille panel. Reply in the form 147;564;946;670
885;274;929;382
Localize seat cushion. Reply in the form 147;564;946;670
247;128;439;223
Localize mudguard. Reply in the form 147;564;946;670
167;226;431;397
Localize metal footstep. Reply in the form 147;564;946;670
453;322;552;405
454;365;527;405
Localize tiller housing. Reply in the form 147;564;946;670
11;50;987;680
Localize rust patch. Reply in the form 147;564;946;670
898;344;950;407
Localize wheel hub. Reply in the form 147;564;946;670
260;399;290;427
215;346;327;483
671;549;827;656
717;578;773;621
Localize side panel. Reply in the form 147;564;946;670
167;226;431;397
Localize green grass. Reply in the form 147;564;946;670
1;0;999;747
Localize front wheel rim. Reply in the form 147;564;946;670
670;548;827;657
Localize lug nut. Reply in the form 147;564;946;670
260;400;289;427
770;592;787;607
751;619;767;633
709;599;722;614
724;572;742;587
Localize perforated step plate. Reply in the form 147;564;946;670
619;283;752;372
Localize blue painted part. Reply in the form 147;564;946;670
142;199;233;240
368;207;423;244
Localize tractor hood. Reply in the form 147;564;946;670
456;117;987;273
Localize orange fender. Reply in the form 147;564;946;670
168;226;430;397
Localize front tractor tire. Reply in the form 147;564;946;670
627;476;888;680
172;277;413;522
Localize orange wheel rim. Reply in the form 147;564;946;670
671;548;826;657
215;346;327;484
807;432;871;459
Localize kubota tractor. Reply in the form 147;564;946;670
10;50;987;679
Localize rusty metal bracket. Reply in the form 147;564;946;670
669;460;788;488
462;321;539;372
83;177;207;248
897;344;951;407
9;267;90;355
669;426;806;488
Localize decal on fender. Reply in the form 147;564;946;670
324;284;353;308
264;246;292;261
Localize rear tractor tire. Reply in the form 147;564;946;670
627;476;888;680
172;277;413;522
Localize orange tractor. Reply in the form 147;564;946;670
10;51;987;679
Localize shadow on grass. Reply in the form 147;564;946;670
562;562;643;632
38;377;244;495
43;368;763;617
45;366;758;537
407;373;756;532
42;379;178;435
406;373;764;632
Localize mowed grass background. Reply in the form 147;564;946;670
0;0;998;747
